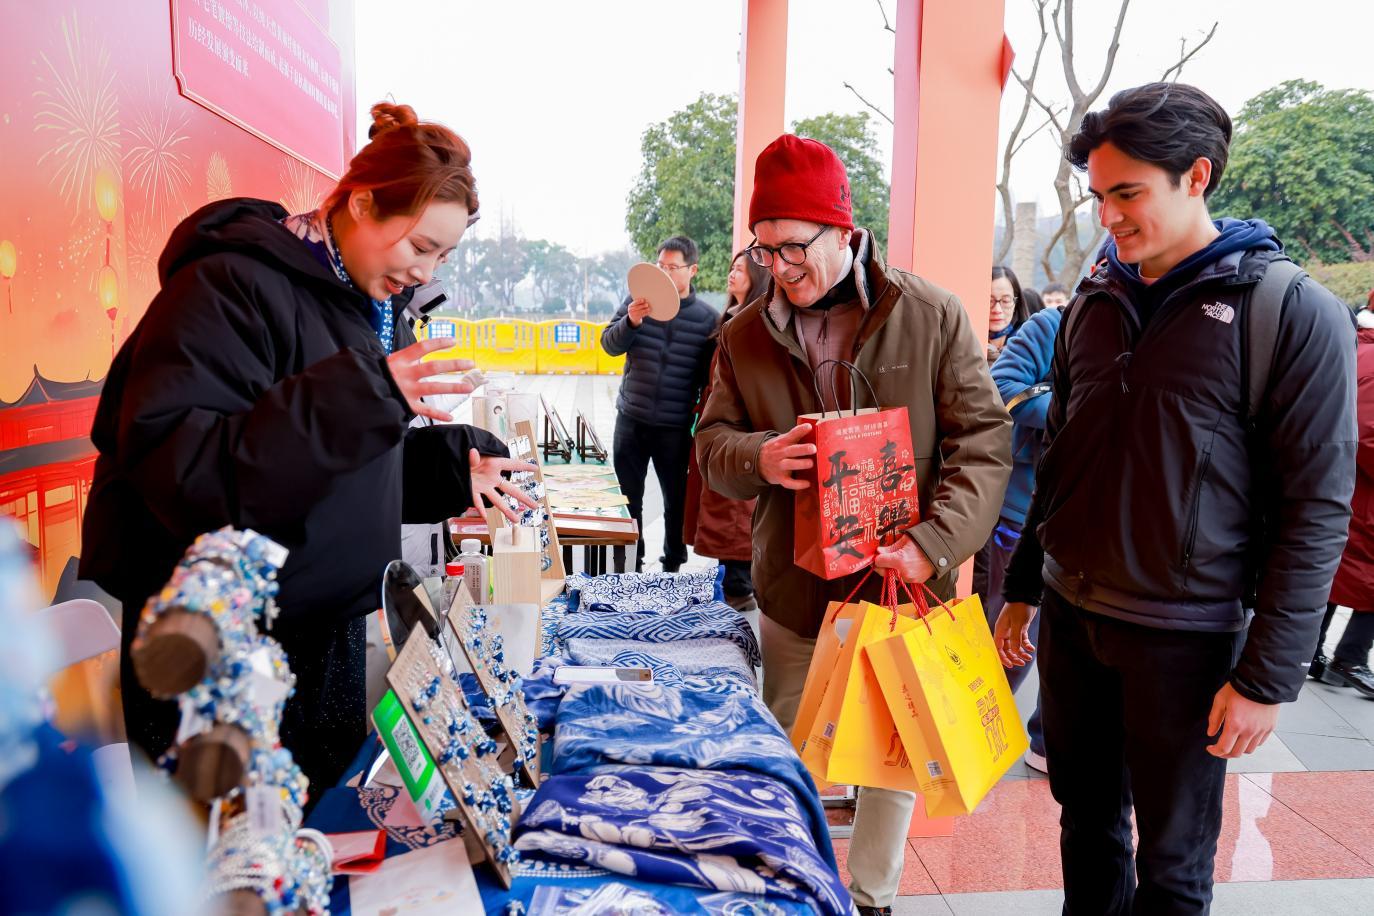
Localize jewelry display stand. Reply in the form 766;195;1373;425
446;595;542;787
133;527;333;914
491;420;567;606
386;629;523;889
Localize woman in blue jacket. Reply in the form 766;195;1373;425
974;301;1063;770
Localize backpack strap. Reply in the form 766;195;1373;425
1242;256;1304;427
1240;254;1304;608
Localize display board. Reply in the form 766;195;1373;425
385;630;522;888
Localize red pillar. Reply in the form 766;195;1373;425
733;0;789;255
889;0;1007;607
888;0;1006;347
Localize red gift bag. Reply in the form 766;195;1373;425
794;360;920;580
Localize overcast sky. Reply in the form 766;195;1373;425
355;0;1374;256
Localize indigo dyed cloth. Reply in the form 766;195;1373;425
566;567;724;614
565;637;756;685
557;601;761;668
515;767;850;915
551;681;833;871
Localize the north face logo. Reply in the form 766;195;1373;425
1202;302;1235;324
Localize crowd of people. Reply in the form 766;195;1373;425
76;77;1374;916
604;81;1373;916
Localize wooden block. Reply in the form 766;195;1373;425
133;609;220;697
490;526;541;607
176;722;251;802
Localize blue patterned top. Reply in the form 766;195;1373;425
281;211;395;354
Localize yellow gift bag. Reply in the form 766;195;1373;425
865;584;1028;817
792;571;924;792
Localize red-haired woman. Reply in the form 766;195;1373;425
684;250;771;609
81;103;534;791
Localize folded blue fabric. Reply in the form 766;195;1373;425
565;567;726;613
557;601;761;668
459;658;566;733
515;767;850;916
551;681;834;872
565;638;756;686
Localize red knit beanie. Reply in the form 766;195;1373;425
748;134;854;231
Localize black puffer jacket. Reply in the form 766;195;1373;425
601;291;719;428
82;197;506;621
1004;242;1356;705
80;198;506;785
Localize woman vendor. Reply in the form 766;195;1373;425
80;102;533;791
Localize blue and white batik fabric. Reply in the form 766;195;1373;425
540;591;578;659
514;768;851;916
565;638;757;685
567;568;722;614
551;681;834;871
557;602;761;668
596;650;757;695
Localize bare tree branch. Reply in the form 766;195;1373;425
1017;78;1066;136
1084;0;1132;103
995;0;1052;264
1011;114;1056;159
843;81;894;124
1040;210;1074;284
874;0;895;35
1161;22;1218;82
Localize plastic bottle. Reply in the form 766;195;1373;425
457;539;489;606
442;560;464;612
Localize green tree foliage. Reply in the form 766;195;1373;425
791;112;889;253
626;93;893;290
1307;261;1374;309
473;230;529;311
432;241;483;312
525;240;581;307
626;92;738;291
1212;80;1374;264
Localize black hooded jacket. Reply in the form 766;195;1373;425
1003;226;1356;705
80;198;506;630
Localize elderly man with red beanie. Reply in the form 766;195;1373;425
696;135;1011;915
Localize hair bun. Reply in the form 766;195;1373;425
369;102;419;137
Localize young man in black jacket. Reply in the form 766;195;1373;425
995;83;1356;914
601;235;719;572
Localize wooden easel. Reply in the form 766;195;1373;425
575;409;608;462
539;395;575;462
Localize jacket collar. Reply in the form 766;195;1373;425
1076;247;1274;304
765;228;878;332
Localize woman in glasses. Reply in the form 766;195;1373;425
81;102;534;793
684;250;771;611
988;265;1031;362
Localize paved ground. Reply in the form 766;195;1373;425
496;374;1374;911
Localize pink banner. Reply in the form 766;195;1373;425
172;0;345;177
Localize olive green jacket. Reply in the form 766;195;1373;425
696;230;1012;637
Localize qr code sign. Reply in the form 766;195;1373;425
926;760;944;778
391;716;426;779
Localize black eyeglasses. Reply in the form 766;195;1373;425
746;225;831;268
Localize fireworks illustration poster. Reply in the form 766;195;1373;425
0;1;356;597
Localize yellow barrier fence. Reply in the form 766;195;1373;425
535;320;600;374
419;316;623;376
417;316;476;362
